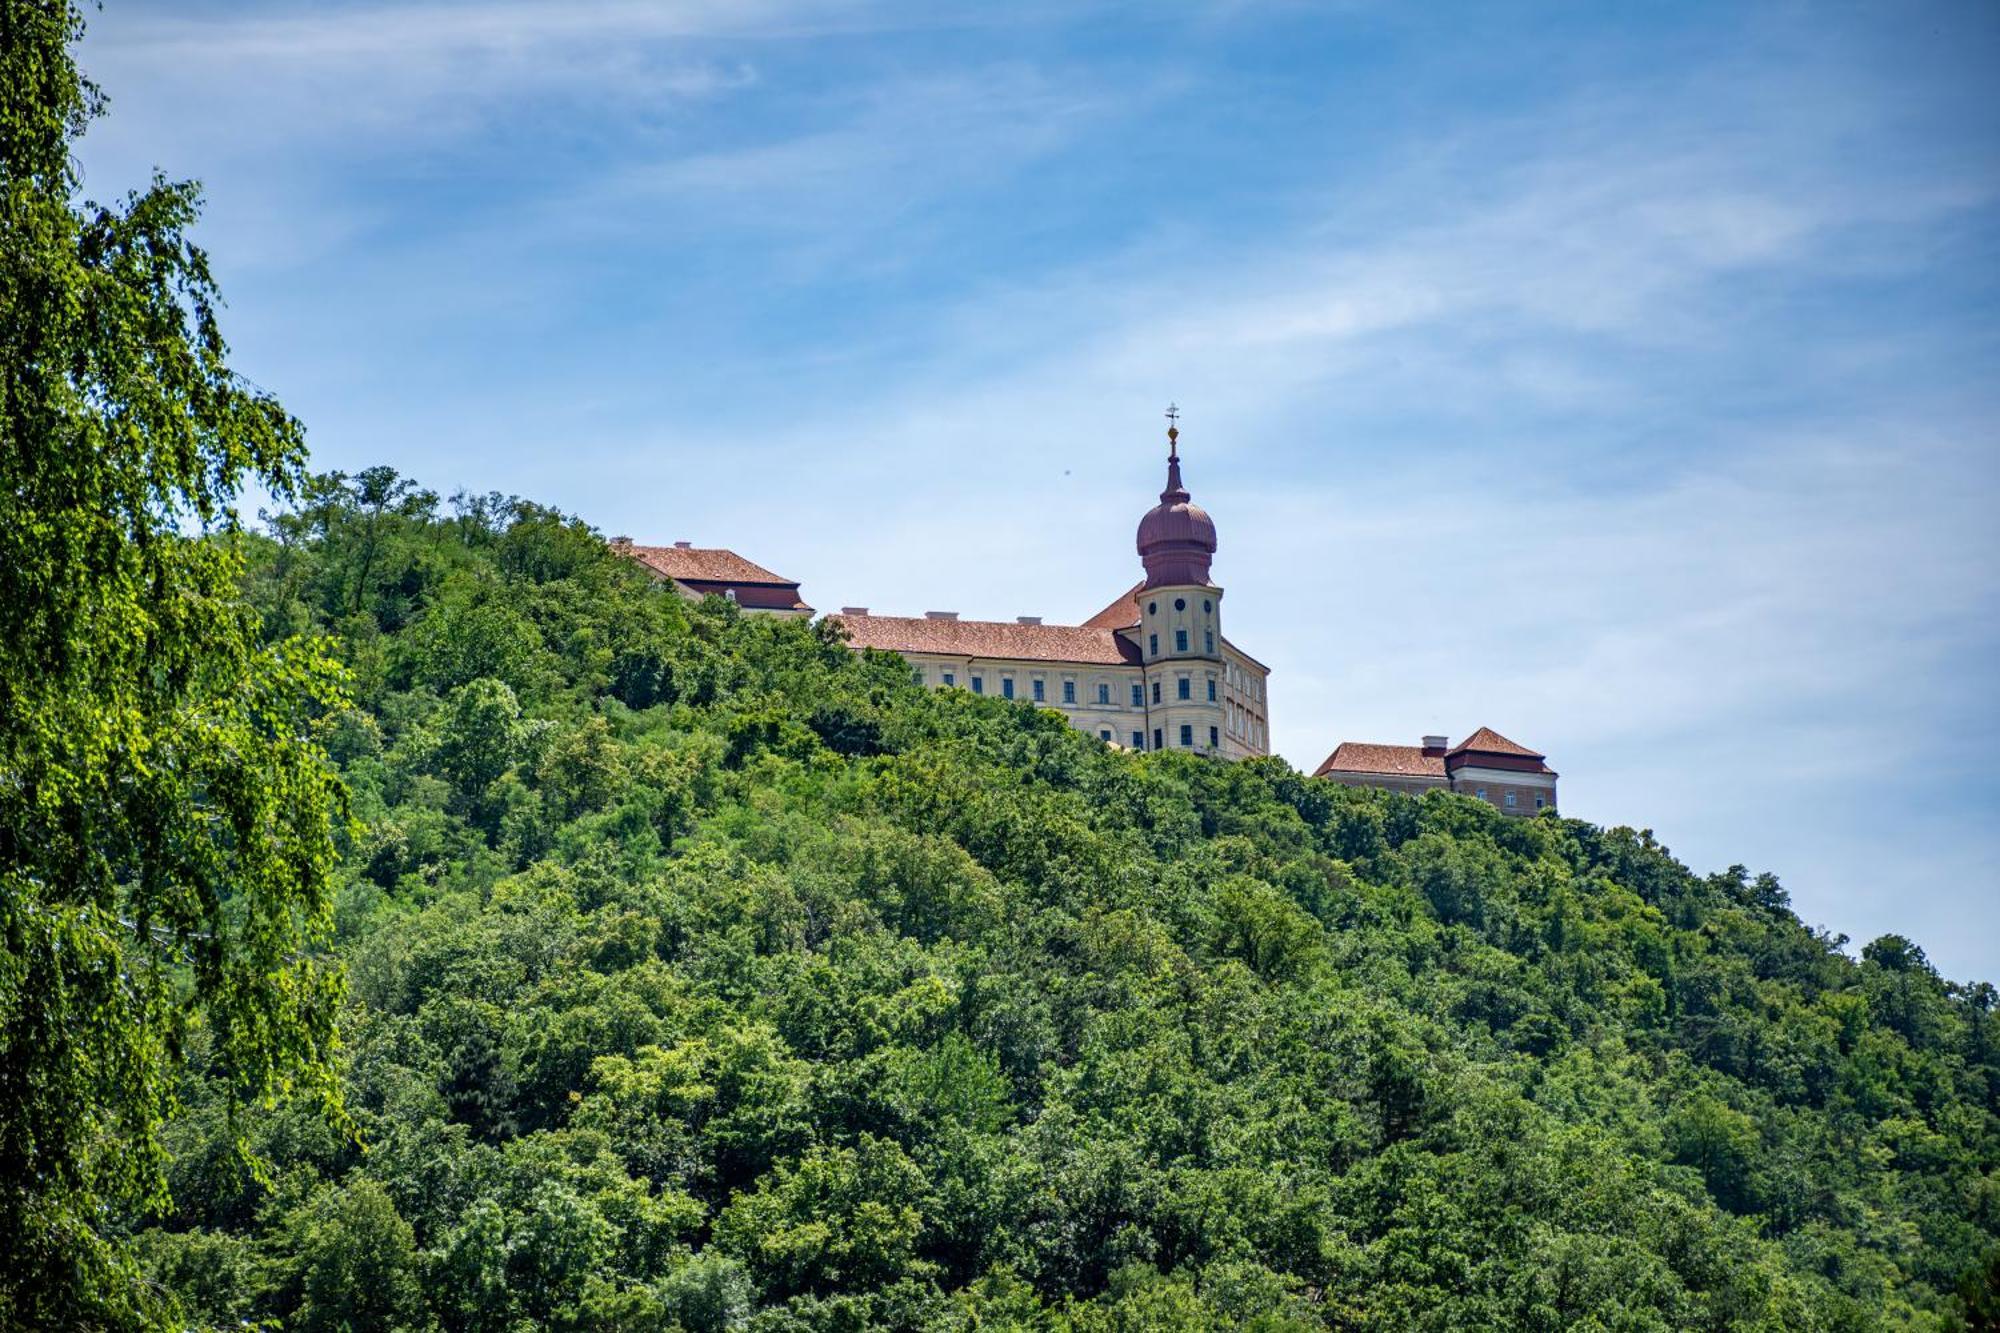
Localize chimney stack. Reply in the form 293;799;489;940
1422;734;1449;756
924;611;959;621
1016;615;1042;625
839;606;869;616
673;540;693;549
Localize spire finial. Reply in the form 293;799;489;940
1164;402;1180;459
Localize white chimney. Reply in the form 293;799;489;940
924;611;959;621
1422;734;1449;753
1016;615;1042;625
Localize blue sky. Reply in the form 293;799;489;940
73;2;2000;980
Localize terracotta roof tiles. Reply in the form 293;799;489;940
1314;742;1448;780
625;544;798;587
1448;726;1544;759
832;613;1142;666
1082;582;1144;630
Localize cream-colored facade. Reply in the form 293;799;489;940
840;602;1269;760
833;424;1270;758
1314;729;1558;816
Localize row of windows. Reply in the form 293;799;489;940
921;666;1221;709
1223;660;1265;702
1147;628;1217;657
1471;787;1550;811
1115;723;1220;752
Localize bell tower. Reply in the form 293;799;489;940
1134;407;1227;755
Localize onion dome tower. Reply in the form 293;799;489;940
1132;406;1228;756
1136;413;1218;588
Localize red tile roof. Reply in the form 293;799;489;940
1314;742;1448;779
1448;726;1544;759
625;544;798;587
1082;582;1143;630
832;613;1142;666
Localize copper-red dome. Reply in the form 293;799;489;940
1136;432;1216;588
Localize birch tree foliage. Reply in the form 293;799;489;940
0;4;349;1325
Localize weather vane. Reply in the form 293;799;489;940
1164;402;1180;457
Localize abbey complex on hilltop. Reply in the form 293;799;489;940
618;417;1558;815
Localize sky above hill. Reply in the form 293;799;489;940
71;1;2000;980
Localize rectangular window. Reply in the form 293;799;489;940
1175;628;1188;652
1209;726;1219;748
1062;680;1076;704
1032;678;1045;702
1179;724;1193;747
1132;730;1145;750
1149;633;1158;656
1001;677;1015;700
1131;683;1144;707
1205;629;1214;653
1099;728;1112;741
1505;791;1518;808
1151;681;1162;705
971;676;984;695
1475;787;1487;800
1154;728;1164;751
1177;677;1191;701
941;672;954;687
1206;679;1217;702
1535;795;1547;809
1097;683;1110;705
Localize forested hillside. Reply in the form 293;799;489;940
122;474;1997;1330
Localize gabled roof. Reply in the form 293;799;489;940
832;613;1141;666
1082;582;1143;630
1314;742;1447;780
625;544;799;588
1448;726;1544;759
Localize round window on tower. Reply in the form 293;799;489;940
1148;601;1157;615
1174;598;1186;612
1203;600;1212;613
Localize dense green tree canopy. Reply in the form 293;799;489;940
1;4;347;1325
111;473;1995;1330
7;6;1997;1328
